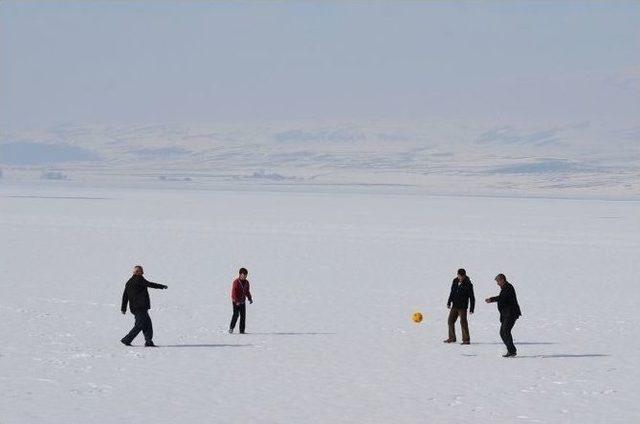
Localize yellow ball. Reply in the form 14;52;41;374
412;312;423;323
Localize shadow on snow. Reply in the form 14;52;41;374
462;353;611;358
472;342;556;345
162;344;253;348
243;332;335;336
519;354;611;359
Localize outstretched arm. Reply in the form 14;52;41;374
485;295;499;303
142;278;167;290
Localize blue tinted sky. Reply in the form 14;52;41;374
1;1;638;130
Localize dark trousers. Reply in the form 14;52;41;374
448;308;470;342
500;316;517;353
229;302;246;333
122;310;153;343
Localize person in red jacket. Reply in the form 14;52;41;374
229;267;253;334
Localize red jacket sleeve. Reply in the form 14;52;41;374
231;279;241;303
245;281;252;302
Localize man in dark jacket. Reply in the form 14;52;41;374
485;273;521;357
444;268;475;345
120;265;168;347
229;267;253;334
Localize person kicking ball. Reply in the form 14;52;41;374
485;273;522;357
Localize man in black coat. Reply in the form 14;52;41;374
485;273;522;357
444;268;475;345
120;265;168;347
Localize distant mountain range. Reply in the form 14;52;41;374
1;120;638;199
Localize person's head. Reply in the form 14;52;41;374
457;268;466;280
133;265;144;276
495;273;507;287
239;267;248;280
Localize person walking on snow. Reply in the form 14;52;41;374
229;267;253;334
120;265;168;347
485;273;522;357
444;268;475;345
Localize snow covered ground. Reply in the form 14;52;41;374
1;182;639;423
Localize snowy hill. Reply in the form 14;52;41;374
1;120;638;199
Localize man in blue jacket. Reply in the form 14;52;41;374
485;273;522;357
120;265;168;347
444;268;475;345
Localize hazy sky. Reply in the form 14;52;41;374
1;1;638;130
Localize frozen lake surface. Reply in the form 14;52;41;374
1;183;639;423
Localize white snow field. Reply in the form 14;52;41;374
1;182;639;423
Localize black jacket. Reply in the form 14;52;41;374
489;282;521;322
121;275;166;313
447;277;475;313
